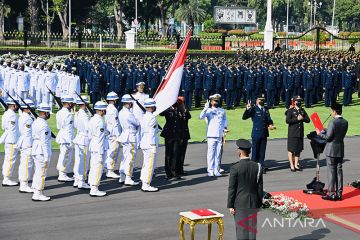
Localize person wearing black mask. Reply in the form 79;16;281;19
285;96;310;172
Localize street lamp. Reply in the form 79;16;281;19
313;1;322;26
331;0;336;41
69;0;71;48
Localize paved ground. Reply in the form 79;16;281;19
0;137;359;240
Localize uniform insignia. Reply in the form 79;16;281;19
45;132;49;135
26;124;31;128
115;117;118;120
100;128;104;132
70;121;73;124
11;121;15;125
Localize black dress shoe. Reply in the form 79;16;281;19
290;168;296;172
263;167;268;174
322;195;337;201
295;167;302;171
336;195;342;201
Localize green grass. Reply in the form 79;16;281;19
1;94;359;152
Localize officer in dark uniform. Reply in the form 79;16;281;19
177;96;191;175
302;66;315;107
242;95;275;172
264;66;276;108
194;64;204;108
283;65;295;108
134;64;147;87
148;64;161;97
313;64;322;104
224;64;236;109
293;65;302;97
342;66;355;106
88;66;104;104
203;65;215;101
111;65;125;106
124;63;135;94
181;65;194;110
227;139;263;240
323;65;335;107
285;96;310;172
244;66;256;103
215;64;225;106
160;103;183;180
234;63;244;107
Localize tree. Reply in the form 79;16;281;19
28;0;40;33
0;0;10;40
175;0;207;34
52;0;69;39
113;0;124;39
40;0;56;46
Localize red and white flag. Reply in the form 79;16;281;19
153;29;192;115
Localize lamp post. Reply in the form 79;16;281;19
313;1;322;26
68;0;71;48
286;0;290;49
264;0;274;50
331;0;336;41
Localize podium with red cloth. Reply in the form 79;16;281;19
178;209;224;240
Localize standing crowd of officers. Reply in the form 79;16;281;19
0;49;359;202
60;50;360;111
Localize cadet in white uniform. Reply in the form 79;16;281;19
56;95;75;182
28;62;39;103
199;94;228;177
36;63;46;106
73;96;91;189
0;98;20;186
105;92;122;179
16;63;30;99
9;62;18;97
68;68;81;101
17;99;35;193
43;64;58;113
118;94;140;185
132;82;149;149
140;98;159;192
88;101;109;197
31;103;52;201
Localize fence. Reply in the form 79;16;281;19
0;31;359;51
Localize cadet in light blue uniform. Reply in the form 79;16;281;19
199;94;228;177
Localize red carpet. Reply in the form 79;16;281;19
270;187;360;233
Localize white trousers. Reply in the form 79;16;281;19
73;144;90;182
88;152;105;187
17;91;28;100
135;127;142;149
140;146;157;185
36;89;42;106
18;147;33;182
43;92;54;111
105;140;121;171
56;143;74;173
2;143;19;178
206;137;222;175
32;155;51;191
120;142;137;177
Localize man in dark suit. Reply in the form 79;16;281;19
228;139;263;240
316;103;348;201
242;95;275;173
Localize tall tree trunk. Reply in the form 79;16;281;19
0;0;4;41
160;6;166;37
114;2;123;39
28;0;39;33
56;1;68;40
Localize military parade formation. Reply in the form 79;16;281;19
0;49;359;202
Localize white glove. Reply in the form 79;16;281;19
204;100;210;109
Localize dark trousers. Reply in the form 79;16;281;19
184;90;193;110
194;89;202;108
304;89;313;107
285;89;294;108
246;89;255;103
252;136;267;166
234;88;242;106
164;138;181;178
91;92;101;105
204;89;213;101
178;139;188;174
266;89;275;108
80;76;86;92
226;90;235;108
215;88;224;105
326;157;343;197
313;86;321;103
234;209;258;240
324;88;334;107
343;88;352;106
